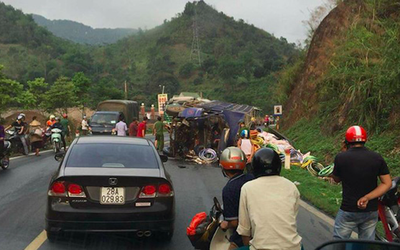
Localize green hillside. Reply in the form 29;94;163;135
32;14;138;45
0;2;95;83
0;1;299;112
94;1;299;110
278;0;400;155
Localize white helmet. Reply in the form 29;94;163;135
50;115;55;119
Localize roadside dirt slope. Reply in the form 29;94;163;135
283;0;363;129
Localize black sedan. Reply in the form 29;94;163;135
45;136;174;242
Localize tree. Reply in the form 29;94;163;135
218;57;242;80
42;76;77;114
19;91;36;110
89;77;124;108
179;63;194;78
27;77;48;108
0;65;26;117
72;72;91;111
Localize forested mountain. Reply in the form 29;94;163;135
32;14;137;45
93;1;299;110
0;1;299;111
0;2;95;83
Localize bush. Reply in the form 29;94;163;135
193;76;204;85
179;63;194;78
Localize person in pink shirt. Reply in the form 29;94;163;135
137;117;148;138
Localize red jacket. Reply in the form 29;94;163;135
137;121;146;137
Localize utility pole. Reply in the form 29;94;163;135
190;2;202;66
124;81;128;100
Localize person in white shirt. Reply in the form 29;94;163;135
115;119;128;136
81;116;90;136
237;148;302;250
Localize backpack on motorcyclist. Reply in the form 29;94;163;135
187;211;217;250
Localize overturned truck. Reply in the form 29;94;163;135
167;100;260;161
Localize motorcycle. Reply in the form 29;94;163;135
0;140;11;170
5;129;27;155
376;177;400;242
187;197;233;250
50;128;63;153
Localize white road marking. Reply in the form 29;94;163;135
10;150;53;160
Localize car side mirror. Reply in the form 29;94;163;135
160;155;168;163
316;240;400;250
55;152;65;162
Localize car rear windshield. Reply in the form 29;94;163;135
90;113;119;124
66;144;158;169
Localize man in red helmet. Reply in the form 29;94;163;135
332;125;392;240
219;147;254;250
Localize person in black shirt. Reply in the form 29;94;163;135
5;115;29;155
219;147;254;249
332;125;392;240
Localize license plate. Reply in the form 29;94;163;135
100;187;125;205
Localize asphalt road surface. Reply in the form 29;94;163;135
0;137;334;250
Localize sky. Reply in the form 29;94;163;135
2;0;326;44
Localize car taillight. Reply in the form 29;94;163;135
158;184;173;196
48;181;86;198
139;185;157;198
48;181;67;197
68;183;86;197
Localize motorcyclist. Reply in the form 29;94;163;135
50;117;67;151
219;147;254;250
46;115;56;128
237;148;302;250
5;115;29;155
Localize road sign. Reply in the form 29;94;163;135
274;105;282;116
158;94;168;115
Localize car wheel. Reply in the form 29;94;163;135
157;230;174;241
46;231;62;243
1;157;9;170
1;161;10;170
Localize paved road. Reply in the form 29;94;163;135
0;137;334;250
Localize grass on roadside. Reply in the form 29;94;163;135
277;118;400;217
281;167;341;216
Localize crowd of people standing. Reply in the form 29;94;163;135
115;115;168;152
0;113;76;157
0;111;169;160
